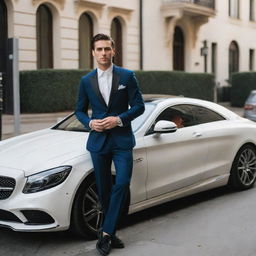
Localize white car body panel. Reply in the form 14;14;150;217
129;174;229;214
145;125;207;198
0;129;89;175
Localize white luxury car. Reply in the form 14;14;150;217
1;96;256;239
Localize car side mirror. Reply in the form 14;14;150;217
153;120;178;133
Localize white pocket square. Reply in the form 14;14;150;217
118;84;126;90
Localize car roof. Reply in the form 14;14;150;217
143;94;183;103
142;94;240;120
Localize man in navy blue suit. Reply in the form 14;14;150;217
76;33;145;255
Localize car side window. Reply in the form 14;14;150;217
146;104;225;135
190;105;225;125
146;105;194;135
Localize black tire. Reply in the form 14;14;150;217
229;144;256;190
70;174;103;240
70;174;131;239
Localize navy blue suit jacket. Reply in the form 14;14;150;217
75;65;145;153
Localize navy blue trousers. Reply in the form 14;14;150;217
90;135;133;235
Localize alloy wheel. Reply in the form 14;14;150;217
82;181;103;233
237;147;256;186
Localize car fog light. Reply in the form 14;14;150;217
23;166;72;193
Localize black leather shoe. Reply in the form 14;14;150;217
111;235;125;249
96;234;111;256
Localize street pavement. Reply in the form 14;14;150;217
2;111;72;140
1;186;256;256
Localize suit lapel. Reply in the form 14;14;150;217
108;65;120;109
89;70;107;107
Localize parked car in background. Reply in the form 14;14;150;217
1;96;256;239
244;90;256;121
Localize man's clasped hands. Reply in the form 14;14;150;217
91;116;119;132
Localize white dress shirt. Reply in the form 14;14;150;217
89;64;123;129
97;64;113;105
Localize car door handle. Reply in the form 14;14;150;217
193;132;202;137
133;158;143;163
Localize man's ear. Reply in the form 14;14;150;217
92;50;95;57
112;48;115;57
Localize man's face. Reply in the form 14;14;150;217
172;116;184;128
92;40;115;70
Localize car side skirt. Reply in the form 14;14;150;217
128;174;229;214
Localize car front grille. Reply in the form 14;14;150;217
0;176;16;200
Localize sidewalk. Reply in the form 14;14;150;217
1;102;244;141
2;111;72;140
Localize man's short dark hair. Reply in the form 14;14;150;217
91;33;115;50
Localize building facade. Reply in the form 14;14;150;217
0;0;140;71
1;0;256;95
143;0;256;87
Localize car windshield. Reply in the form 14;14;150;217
53;103;156;133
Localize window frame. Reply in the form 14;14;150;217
111;17;123;67
229;41;239;77
36;4;53;69
79;12;93;69
36;4;54;69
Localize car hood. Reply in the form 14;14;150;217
0;128;89;176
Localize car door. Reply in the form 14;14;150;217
188;105;231;180
144;104;209;199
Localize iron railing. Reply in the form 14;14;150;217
163;0;215;9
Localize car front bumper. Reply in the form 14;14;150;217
0;166;78;232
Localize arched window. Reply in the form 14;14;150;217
36;4;53;69
111;18;123;67
173;26;184;71
229;41;239;76
79;13;93;69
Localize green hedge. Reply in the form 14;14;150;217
136;71;214;101
20;69;89;112
20;69;215;113
231;72;256;107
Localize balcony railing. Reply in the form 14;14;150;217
162;0;215;9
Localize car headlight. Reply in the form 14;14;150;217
23;166;72;194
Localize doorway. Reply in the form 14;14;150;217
173;26;185;71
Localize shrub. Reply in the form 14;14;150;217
20;69;89;112
136;71;214;101
20;69;215;113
